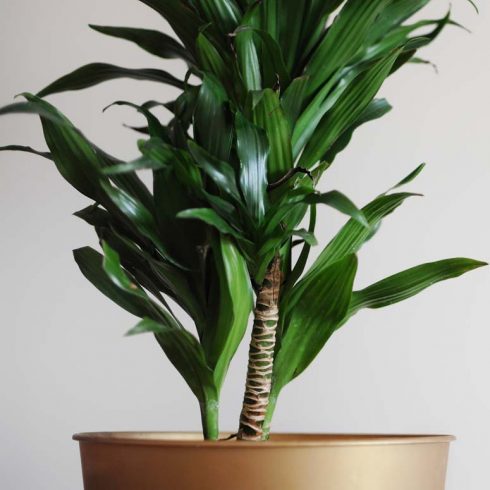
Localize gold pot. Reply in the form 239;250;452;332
73;432;454;490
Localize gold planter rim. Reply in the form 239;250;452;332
73;432;455;448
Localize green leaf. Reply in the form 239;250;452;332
235;29;262;91
273;254;358;391
236;27;290;88
101;156;163;175
6;95;105;201
73;247;159;319
0;145;52;160
292;66;364;160
89;25;194;64
100;180;179;266
194;0;241;33
391;163;426;190
196;33;232;88
137;0;203;54
281;76;309;127
177;208;242;240
194;75;233;161
127;318;218;406
292;229;317;246
252;89;293;181
305;0;391;95
235;112;269;221
323;98;393;164
299;50;401;169
202;237;253;389
0;100;68;125
304;190;368;227
38;63;186;98
104;100;167;139
284;204;317;293
349;258;487;315
367;0;431;43
188;141;241;202
307;192;419;276
260;0;305;72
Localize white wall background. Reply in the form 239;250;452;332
0;1;488;489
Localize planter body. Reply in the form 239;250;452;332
74;433;453;490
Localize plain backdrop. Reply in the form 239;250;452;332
0;1;489;489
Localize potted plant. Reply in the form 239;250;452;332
1;0;485;489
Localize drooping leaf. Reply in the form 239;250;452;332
304;190;368;227
0;100;67;124
0;145;52;160
136;0;203;54
177;208;243;240
38;63;186;98
89;25;194;64
73;246;159;319
100;180;179;266
104;100;167;139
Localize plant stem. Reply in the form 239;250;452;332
238;255;282;441
200;400;219;441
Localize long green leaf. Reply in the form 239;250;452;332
0;145;52;160
306;192;419;278
188;141;241;202
194;75;233;161
128;317;218;406
305;0;391;95
305;190;368;227
137;0;203;54
349;258;487;315
202;237;253;389
193;0;241;33
38;63;186;97
299;50;400;169
323;98;393;163
89;25;194;64
235;29;262;91
177;208;242;240
252;89;293;181
100;180;179;266
273;254;358;391
74;247;159;319
235;112;269;221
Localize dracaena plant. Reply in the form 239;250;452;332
1;0;484;441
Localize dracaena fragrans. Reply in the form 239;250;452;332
1;0;484;441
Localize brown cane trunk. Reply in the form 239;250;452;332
238;256;282;441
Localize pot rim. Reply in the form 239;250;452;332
73;432;455;448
